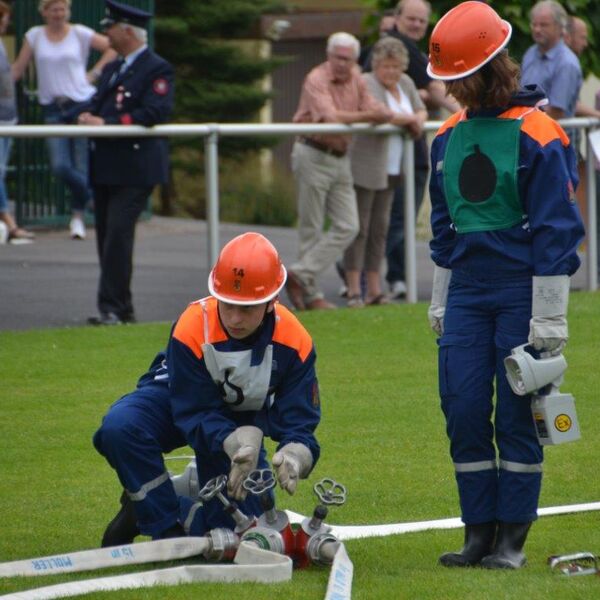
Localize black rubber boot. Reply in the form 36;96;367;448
101;491;140;547
480;521;532;569
439;522;497;567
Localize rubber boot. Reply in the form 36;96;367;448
101;491;140;547
481;521;532;569
439;522;496;567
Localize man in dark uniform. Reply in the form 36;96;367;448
78;0;174;325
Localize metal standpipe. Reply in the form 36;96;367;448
204;127;220;267
2;117;599;300
585;131;598;291
402;137;417;303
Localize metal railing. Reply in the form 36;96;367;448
1;118;598;301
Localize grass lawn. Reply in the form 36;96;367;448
1;293;599;599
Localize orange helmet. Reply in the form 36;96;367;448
427;1;512;81
208;232;287;305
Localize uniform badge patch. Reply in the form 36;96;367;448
567;180;576;204
312;380;320;407
153;78;169;95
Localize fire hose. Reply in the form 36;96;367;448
2;462;600;598
0;471;352;600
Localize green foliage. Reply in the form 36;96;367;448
1;293;600;598
167;152;296;225
154;0;285;127
363;0;600;76
152;0;290;218
156;0;284;38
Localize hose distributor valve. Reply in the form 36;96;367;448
295;477;347;568
240;468;295;556
198;474;257;537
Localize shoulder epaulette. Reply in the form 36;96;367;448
436;111;463;137
172;297;227;359
272;303;313;362
499;106;570;148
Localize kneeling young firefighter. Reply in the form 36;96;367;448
426;2;584;569
93;232;321;545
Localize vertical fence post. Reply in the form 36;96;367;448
585;129;598;291
403;137;417;303
204;128;220;267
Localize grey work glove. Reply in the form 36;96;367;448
528;275;570;356
428;265;452;336
272;442;313;495
223;425;263;501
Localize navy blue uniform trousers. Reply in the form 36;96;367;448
93;382;265;538
438;271;543;524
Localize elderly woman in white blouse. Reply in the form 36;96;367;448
344;36;427;306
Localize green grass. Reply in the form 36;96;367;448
1;294;599;599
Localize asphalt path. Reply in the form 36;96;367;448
0;217;439;332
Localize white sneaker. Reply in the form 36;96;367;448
70;216;86;240
389;280;407;299
0;222;7;244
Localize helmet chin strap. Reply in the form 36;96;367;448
217;301;273;343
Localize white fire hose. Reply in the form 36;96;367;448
2;473;598;599
0;538;351;600
0;473;352;600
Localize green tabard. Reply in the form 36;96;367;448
443;118;525;233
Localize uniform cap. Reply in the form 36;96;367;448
100;0;152;29
208;233;287;305
427;1;512;81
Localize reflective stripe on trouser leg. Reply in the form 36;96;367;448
439;280;498;524
92;383;185;537
127;472;170;501
496;344;543;522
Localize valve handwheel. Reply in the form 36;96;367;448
198;474;228;502
243;468;276;495
314;478;347;506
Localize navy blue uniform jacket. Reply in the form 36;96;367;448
87;48;174;186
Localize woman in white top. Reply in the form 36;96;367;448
12;0;115;239
345;37;427;306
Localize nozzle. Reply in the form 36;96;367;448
504;344;567;395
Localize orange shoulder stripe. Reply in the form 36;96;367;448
172;297;227;359
436;111;463;137
499;106;569;147
272;304;313;362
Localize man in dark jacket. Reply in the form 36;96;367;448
78;0;174;325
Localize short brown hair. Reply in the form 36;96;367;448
446;52;520;111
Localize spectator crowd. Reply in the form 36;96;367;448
0;0;599;316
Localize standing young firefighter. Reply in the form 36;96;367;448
94;233;320;544
426;2;584;569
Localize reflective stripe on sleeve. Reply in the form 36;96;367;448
127;472;170;501
453;460;497;473
184;502;202;534
499;459;543;473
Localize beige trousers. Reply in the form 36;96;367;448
343;184;394;272
290;141;359;302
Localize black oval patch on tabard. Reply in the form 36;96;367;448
458;145;497;203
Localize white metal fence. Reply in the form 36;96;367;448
1;118;598;301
